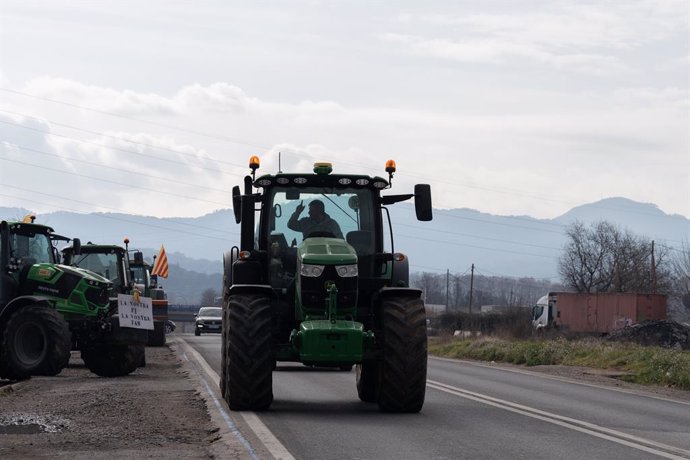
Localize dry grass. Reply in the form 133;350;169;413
429;337;690;390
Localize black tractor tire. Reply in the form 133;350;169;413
225;294;274;411
219;285;229;398
377;296;427;413
134;345;146;367
194;328;201;336
80;343;139;377
0;304;71;380
147;322;166;347
356;360;379;403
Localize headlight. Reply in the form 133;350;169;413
300;264;325;277
335;265;358;277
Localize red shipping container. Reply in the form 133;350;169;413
551;293;666;333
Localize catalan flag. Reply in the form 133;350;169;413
151;245;169;278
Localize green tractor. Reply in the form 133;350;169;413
0;219;148;380
61;240;149;369
128;249;168;347
220;157;432;413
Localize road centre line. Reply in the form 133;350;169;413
427;379;690;460
430;356;690;407
178;338;296;460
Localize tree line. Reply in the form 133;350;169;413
410;220;690;315
410;271;559;310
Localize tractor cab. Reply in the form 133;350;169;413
1;220;78;308
61;243;131;297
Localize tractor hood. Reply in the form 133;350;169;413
56;264;112;286
21;263;112;311
25;263;112;290
298;237;357;265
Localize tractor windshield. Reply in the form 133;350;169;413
268;187;375;254
9;228;54;265
72;252;126;288
131;265;150;287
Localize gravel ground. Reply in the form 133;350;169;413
0;345;221;459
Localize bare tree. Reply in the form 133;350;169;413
558;221;615;292
200;288;219;306
670;240;690;314
559;220;671;293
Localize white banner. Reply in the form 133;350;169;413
118;294;154;330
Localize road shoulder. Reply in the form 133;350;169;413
0;346;230;459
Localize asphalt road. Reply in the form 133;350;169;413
185;333;690;460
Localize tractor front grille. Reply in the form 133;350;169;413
301;265;357;313
85;286;109;308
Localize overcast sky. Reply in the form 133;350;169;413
0;0;688;220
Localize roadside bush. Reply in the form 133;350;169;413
429;338;690;390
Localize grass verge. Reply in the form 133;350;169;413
429;337;690;390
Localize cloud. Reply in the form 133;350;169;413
24;77;176;116
0;111;234;217
613;87;690;109
384;1;687;75
380;33;627;76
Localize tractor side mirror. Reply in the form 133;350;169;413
414;184;433;221
232;185;242;224
73;238;82;255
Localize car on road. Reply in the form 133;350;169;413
194;307;222;336
165;319;176;334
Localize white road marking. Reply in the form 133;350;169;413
427;379;690;460
179;338;296;460
430;356;690;407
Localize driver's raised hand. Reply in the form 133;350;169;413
295;200;305;215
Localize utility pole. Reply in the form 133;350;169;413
446;269;450;312
651;240;657;294
469;263;474;314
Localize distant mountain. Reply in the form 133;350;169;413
2;198;688;282
554;197;689;240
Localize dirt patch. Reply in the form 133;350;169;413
515;363;690;402
0;347;218;459
607;320;690;350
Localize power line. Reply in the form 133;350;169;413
0;108;249;171
0;119;243;177
395;231;558;259
0;191;238;243
5;144;234;195
392;205;565;234
0;155;231;206
395;221;563;250
0;88;270;151
0;184;237;237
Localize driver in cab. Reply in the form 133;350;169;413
287;199;343;240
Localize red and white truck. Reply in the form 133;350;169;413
532;292;666;334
